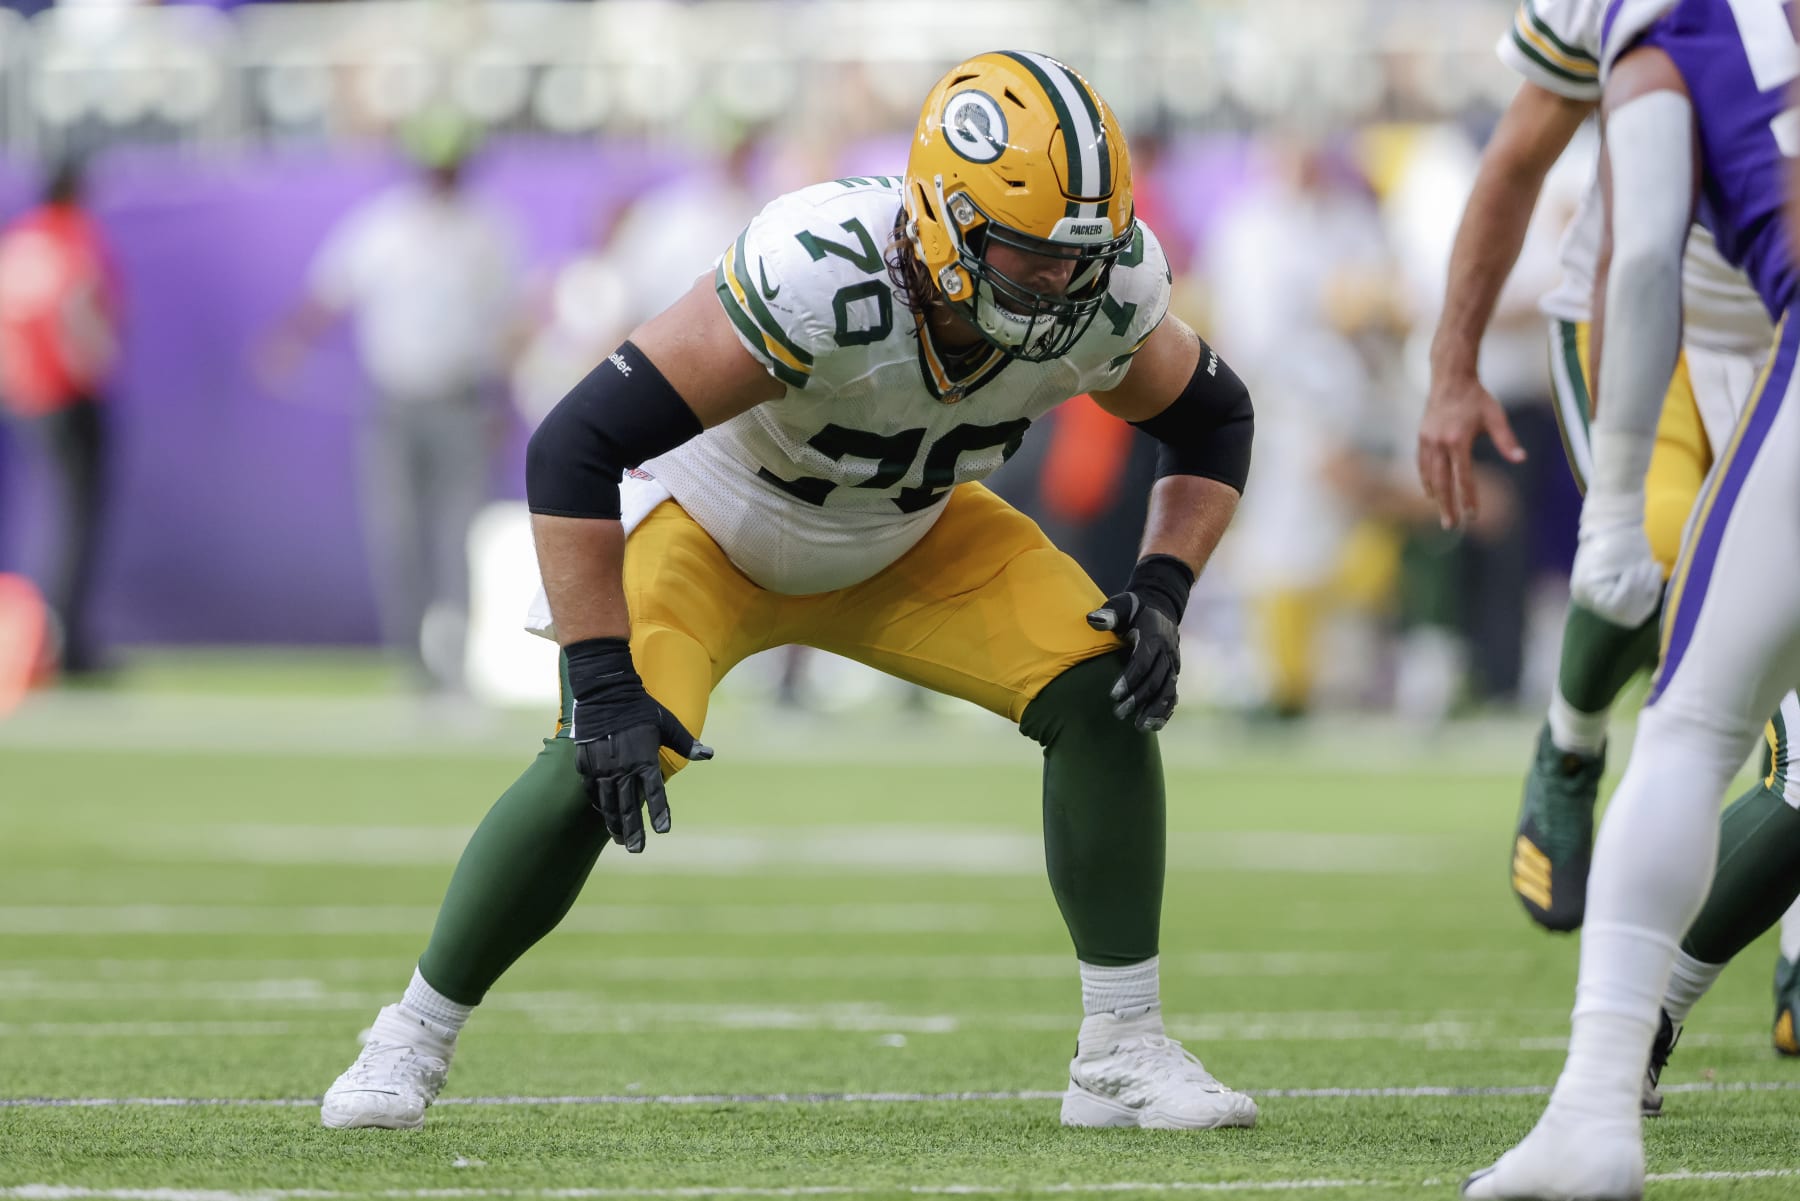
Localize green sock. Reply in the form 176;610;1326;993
1020;655;1164;966
417;736;607;1004
1556;601;1661;715
1681;782;1800;965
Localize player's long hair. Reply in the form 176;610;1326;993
885;213;936;321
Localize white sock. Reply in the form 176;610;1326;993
1781;897;1800;962
1080;957;1159;1017
1548;1007;1657;1128
1548;689;1610;756
1662;948;1724;1027
401;967;473;1038
1548;706;1742;1124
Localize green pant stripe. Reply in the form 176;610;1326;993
556;652;573;739
1550;319;1593;492
1773;709;1789;794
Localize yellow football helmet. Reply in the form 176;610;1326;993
904;51;1135;362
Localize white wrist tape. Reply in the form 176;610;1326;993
1586;428;1656;517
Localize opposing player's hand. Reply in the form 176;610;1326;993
1087;555;1196;734
563;637;712;853
1417;372;1526;529
1571;499;1664;628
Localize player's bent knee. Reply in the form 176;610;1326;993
1019;653;1143;749
1639;699;1763;760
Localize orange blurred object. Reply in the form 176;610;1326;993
0;573;52;715
1040;394;1134;525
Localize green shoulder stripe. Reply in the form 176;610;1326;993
1522;0;1598;64
715;262;810;390
727;232;815;368
1510;27;1595;88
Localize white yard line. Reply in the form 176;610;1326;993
3;1172;1797;1199
6;1081;1800;1108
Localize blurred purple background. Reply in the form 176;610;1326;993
0;141;691;644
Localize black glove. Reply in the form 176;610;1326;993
564;637;712;853
1085;554;1195;733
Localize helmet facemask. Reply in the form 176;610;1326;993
929;181;1133;364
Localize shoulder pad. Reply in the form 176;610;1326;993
1069;221;1174;393
714;183;903;390
1099;221;1173;355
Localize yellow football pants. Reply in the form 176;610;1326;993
610;482;1118;776
1254;522;1403;713
1552;319;1712;575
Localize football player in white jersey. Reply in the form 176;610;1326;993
317;52;1261;1134
1418;0;1800;1079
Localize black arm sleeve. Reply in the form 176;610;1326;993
524;341;704;519
1129;340;1254;495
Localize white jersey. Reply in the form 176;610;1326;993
643;177;1171;596
1497;0;1771;355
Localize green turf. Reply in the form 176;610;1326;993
1;703;1795;1200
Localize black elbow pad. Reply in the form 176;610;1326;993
525;342;703;520
1130;341;1253;495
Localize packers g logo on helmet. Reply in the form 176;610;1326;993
905;51;1134;363
943;91;1008;164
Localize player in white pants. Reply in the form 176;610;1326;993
1464;0;1800;1192
1423;0;1800;1085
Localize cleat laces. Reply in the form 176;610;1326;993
1106;1033;1231;1094
340;1039;447;1096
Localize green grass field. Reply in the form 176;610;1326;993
0;679;1795;1200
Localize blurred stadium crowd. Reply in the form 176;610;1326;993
0;0;1585;725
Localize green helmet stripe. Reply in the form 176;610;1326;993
997;51;1084;199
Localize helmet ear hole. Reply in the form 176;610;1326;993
913;184;937;225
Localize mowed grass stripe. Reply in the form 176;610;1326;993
0;904;1013;937
8;1081;1800;1107
41;826;1460;874
2;1012;1777;1050
0;949;1546;984
5;1170;1800;1197
0;1189;1344;1201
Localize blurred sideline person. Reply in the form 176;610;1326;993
265;121;522;693
1419;0;1800;1063
0;158;121;677
1380;117;1572;717
1208;139;1412;718
318;52;1260;1134
1464;2;1800;1195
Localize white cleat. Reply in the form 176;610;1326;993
1060;1006;1258;1130
1461;1117;1644;1200
320;1003;455;1130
